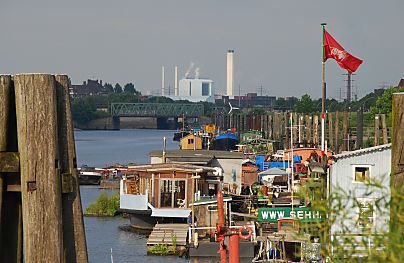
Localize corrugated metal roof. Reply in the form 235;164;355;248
149;149;243;159
333;144;391;159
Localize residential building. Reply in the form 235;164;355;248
71;79;108;97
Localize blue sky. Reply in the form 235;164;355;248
1;0;403;99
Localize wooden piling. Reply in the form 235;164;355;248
374;115;380;146
381;114;388;144
391;92;404;235
14;74;64;262
0;74;88;262
313;115;319;147
267;114;273;140
0;75;23;262
328;112;333;149
305;115;312;145
334;112;339;153
55;75;88;263
292;113;298;145
342;111;348;151
0;75;10;224
356;109;363;149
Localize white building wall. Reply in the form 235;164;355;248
330;146;391;238
170;78;214;102
211;158;242;194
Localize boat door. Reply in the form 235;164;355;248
159;179;187;208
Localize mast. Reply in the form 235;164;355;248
321;23;327;156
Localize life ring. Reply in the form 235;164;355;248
238;225;252;240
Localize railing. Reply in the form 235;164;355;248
188;223;257;244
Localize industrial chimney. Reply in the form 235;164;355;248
226;50;234;96
161;66;165;96
174;66;178;96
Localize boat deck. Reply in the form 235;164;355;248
147;223;189;247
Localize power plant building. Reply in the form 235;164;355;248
168;78;215;103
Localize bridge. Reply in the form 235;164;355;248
110;103;204;117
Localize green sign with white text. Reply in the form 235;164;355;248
258;207;324;222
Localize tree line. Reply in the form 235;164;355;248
71;83;403;125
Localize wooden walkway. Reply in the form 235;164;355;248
147;223;189;246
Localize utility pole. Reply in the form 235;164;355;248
258;85;264;96
343;73;356;102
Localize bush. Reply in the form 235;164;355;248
85;192;120;216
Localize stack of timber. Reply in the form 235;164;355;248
0;74;88;262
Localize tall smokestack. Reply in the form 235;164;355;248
161;66;165;96
226;50;234;96
174;66;178;96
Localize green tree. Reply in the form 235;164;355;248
114;83;123;93
371;86;404;114
104;83;114;93
124;83;137;94
295;94;315;113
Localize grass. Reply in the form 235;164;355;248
85;192;120;217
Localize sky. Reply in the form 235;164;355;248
1;0;403;99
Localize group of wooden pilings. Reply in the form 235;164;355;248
0;74;87;262
217;111;391;153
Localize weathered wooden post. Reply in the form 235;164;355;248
328;112;334;149
391;92;404;252
335;111;339;153
374;115;380;146
14;74;64;262
313;115;319;147
268;114;273;140
292;113;298;145
356;108;363;149
342;111;348;151
0;75;10;227
55;75;88;263
0;74;88;262
381;114;388;144
305;115;312;145
0;75;23;262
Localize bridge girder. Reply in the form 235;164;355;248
110;103;204;117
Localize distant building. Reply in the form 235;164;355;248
71;79;108;97
167;78;215;103
217;93;276;108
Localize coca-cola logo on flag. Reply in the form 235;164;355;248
330;47;346;60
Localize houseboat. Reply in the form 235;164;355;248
211;133;239;151
119;163;224;230
78;166;103;185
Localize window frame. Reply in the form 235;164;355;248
352;164;372;184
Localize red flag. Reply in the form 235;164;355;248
323;30;363;74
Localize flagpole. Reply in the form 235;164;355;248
321;22;327;156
